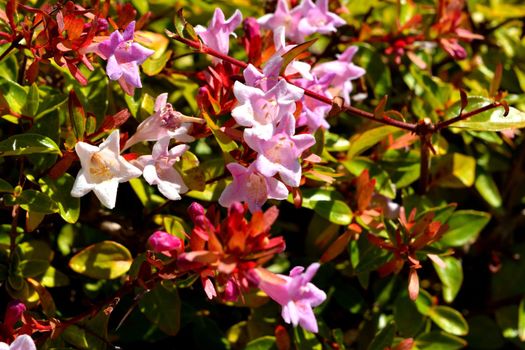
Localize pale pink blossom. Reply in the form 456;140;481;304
134;137;188;201
244;115;315;187
71;130;142;209
195;8;242;62
232;79;303;139
219;162;288;213
311;46;365;105
255;263;326;333
124;93;201;150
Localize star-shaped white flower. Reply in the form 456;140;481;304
71;130;142;209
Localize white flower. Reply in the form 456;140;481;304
0;335;37;350
134;137;188;200
71;130;142;209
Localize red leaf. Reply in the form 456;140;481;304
48;151;77;180
6;0;16;31
275;325;291;350
320;231;352;263
63;14;84;40
99;109;131;132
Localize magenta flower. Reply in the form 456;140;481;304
148;230;183;257
95;21;154;96
311;46;366;105
134;137;188;201
3;300;25;330
124;93;202;150
244;115;315;187
256;263;326;333
219;162;288;213
195;8;242;61
232;79;303;139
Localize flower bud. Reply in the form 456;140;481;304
4;300;26;329
148;231;183;255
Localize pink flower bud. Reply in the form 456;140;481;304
148;231;183;255
4;300;26;329
188;202;206;220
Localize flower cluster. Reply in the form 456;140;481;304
145;202;326;333
191;7;364;212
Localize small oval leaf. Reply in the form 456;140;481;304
69;241;132;279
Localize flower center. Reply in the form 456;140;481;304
265;136;293;163
256;98;278;124
89;150;117;181
246;172;268;205
160;103;184;130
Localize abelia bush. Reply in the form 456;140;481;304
0;0;525;349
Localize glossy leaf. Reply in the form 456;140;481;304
347;126;398;159
297;188;353;225
39;174;80;223
69;241;133;279
433;256;463;303
441;210;491;247
428;306;469;336
245;336;277;350
367;322;395;350
0;133;61;157
432;153;476;188
16;190;59;214
444;96;525;131
415;331;467;350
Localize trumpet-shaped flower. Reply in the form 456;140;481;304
195;8;242;61
95;21;154;96
134;137;188;201
258;0;345;43
255;263;326;333
0;335;36;350
244;115;315;187
232;79;303;139
219;162;289;213
311;46;365;105
71;130;142;209
124;93;201;150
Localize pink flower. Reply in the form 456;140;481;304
295;75;333;131
148;230;183;257
258;0;345;43
255;263;326;333
124;93;201;150
195;8;242;61
311;46;366;105
134;137;188;201
232;79;303;139
219;162;288;213
244;115;316;187
295;0;346;39
95;21;154;96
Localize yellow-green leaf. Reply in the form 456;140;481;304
69;241;132;279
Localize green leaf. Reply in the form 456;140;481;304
433;257;463;303
39;174;80;223
186;179;229;202
69;241;132;279
296;188;353;225
0;77;27;114
129;177;167;211
0;178;13;193
245;336;277;350
415;331;467;350
394;294;425;337
428;306;469;336
139;281;181;336
293;327;322;350
367;322;395;350
475;170;502;208
342;157;397;199
519;296;525;341
445;96;525;131
347;126;398;159
0;133;61;157
23;83;39;117
39;266;70;287
432;153;476;188
18;259;50;278
143;50;172;76
69;89;86;141
16;190;59;214
441;210;491;247
466;316;505;349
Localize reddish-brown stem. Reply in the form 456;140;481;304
171;34;417;132
436;102;503;130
